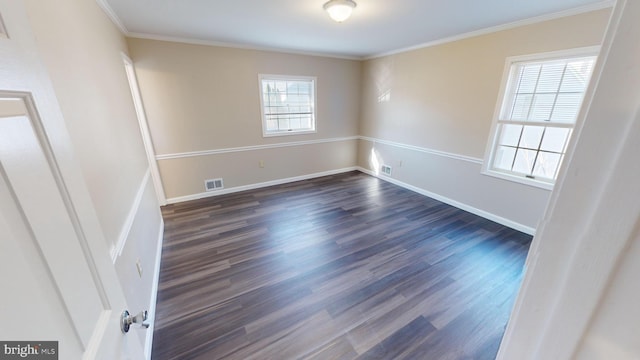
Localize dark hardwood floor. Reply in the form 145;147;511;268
152;171;532;360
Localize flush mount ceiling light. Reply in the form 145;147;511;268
323;0;357;23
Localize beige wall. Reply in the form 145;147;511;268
127;38;361;199
24;0;151;247
24;0;162;352
159;140;357;200
358;9;611;231
127;39;361;153
360;9;611;157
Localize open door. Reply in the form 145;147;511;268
0;1;145;359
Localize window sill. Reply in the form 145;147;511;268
262;129;317;138
481;169;554;191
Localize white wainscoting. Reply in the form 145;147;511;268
109;168;163;358
166;167;359;204
359;137;548;234
358;166;536;235
157;137;358;201
155;135;546;234
111;168;151;262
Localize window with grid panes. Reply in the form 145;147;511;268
259;75;316;137
484;49;597;188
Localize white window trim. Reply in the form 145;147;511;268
258;74;318;138
482;46;600;190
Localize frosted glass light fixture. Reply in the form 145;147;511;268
323;0;357;23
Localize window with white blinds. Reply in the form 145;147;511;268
259;75;316;137
484;49;597;188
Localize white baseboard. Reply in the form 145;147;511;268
166;167;358;204
145;218;164;360
356;167;536;235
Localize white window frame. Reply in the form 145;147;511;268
258;74;317;137
482;47;599;190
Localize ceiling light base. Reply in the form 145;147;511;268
323;0;357;23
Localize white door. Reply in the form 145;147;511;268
0;1;145;359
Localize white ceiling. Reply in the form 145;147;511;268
103;0;612;59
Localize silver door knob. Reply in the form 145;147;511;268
120;310;150;333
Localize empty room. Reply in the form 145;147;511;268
1;0;639;359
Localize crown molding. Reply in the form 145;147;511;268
94;0;129;34
126;32;362;61
366;1;615;60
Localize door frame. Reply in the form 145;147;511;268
122;53;166;206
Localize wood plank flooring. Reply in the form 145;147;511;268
152;171;532;360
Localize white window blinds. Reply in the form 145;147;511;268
502;57;595;124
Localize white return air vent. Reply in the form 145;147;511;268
204;178;224;192
381;165;392;176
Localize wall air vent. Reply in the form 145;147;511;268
205;178;224;191
381;165;392;176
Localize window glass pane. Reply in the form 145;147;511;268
263;81;275;94
515;65;540;93
274;81;286;92
536;63;565;93
509;94;532;120
529;93;555;121
513;149;537;174
266;119;278;131
551;93;582;123
533;151;562;179
275;118;285;131
290;117;301;130
540;127;570;153
299;82;311;94
560;60;594;92
519;126;544;150
499;124;522;147
268;95;279;110
560;70;588;93
494;146;516;171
